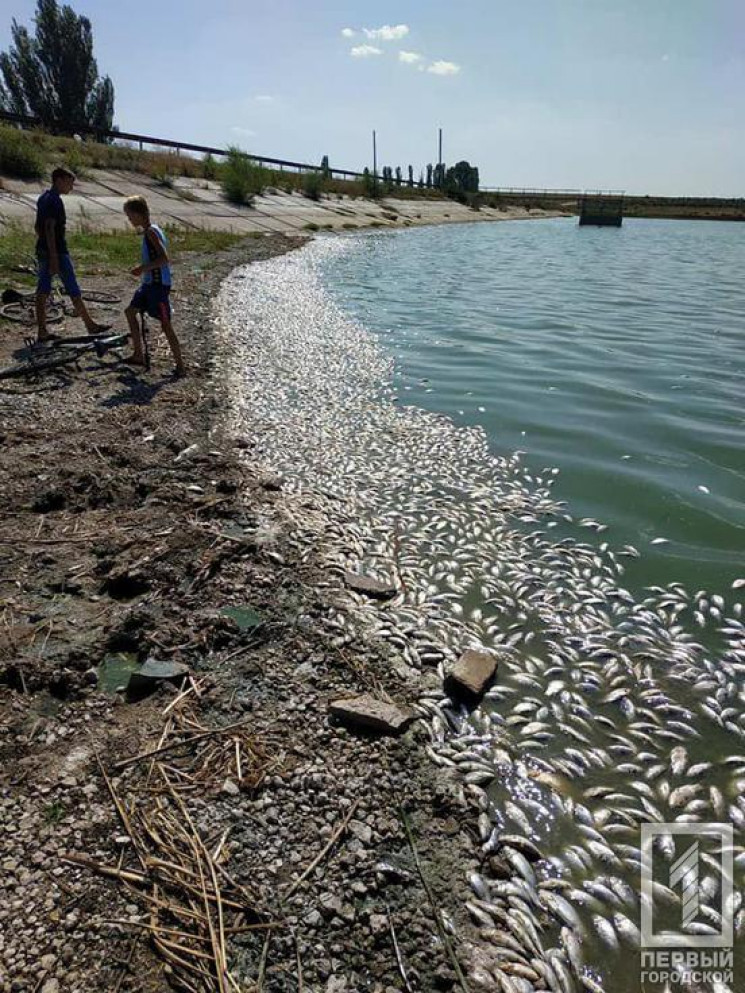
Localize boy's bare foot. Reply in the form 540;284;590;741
173;365;186;379
122;354;147;367
37;332;61;345
86;323;112;335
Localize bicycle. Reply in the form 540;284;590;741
0;331;130;381
0;285;122;325
1;254;122;326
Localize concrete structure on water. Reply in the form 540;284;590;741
579;192;624;227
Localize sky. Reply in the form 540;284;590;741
0;0;743;196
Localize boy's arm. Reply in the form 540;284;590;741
44;218;60;275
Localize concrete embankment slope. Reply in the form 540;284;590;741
0;168;561;235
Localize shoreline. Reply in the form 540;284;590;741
0;234;487;992
4;224;742;993
212;233;745;993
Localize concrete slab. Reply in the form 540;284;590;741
0;164;561;238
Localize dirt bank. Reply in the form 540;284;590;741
0;235;484;993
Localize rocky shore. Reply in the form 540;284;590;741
0;235;485;992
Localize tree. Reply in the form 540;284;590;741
0;0;114;132
407;165;414;188
394;166;402;186
320;155;330;179
426;163;433;188
433;162;446;189
444;160;479;196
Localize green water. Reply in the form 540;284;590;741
322;218;745;596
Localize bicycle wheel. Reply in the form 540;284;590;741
79;289;122;304
0;302;64;325
0;350;80;380
52;332;129;349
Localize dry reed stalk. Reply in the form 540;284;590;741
163;677;205;715
62;854;148;886
95;751;147;871
399;805;471;993
114;719;253;770
284;799;360;899
111;935;139;993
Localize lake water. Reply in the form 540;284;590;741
320;218;745;598
218;218;745;993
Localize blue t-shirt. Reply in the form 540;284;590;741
35;189;68;256
142;224;172;287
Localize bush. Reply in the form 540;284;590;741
52;141;89;180
202;153;218;180
0;126;45;179
301;170;324;201
221;147;267;205
150;169;174;188
362;169;380;199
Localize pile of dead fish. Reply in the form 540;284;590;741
215;237;744;993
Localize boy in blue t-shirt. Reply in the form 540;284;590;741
122;195;185;377
35;166;110;343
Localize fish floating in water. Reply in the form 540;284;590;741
218;242;745;993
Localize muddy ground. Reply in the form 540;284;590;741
0;236;484;993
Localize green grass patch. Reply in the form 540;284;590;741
0;224;243;282
44;801;65;824
0;126;45;179
221;147;267;205
151;171;175;189
301;171;325;201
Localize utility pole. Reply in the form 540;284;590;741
437;127;443;188
372;129;377;191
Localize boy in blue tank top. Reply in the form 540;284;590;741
123;195;185;376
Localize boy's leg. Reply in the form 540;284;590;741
70;295;111;334
157;292;185;375
36;290;50;341
161;316;185;376
61;256;109;333
124;305;146;365
35;256;52;342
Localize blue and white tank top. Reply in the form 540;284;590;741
142;224;172;287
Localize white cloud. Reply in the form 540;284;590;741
427;60;461;76
363;24;409;41
341;27;355;38
661;53;670;62
399;50;423;64
350;44;382;58
231;126;257;137
254;95;274;104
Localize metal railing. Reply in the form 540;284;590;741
481;187;625;197
0;109;369;182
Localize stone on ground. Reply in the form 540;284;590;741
329;693;413;734
444;649;498;701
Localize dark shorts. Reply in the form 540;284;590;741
130;284;172;322
36;253;81;297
